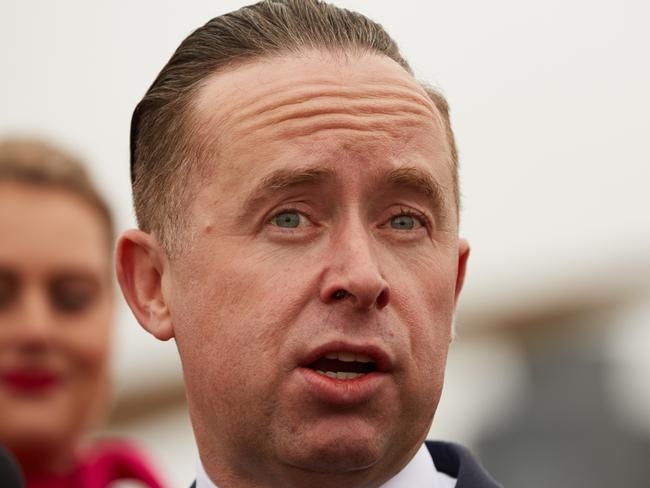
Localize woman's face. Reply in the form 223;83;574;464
0;181;113;454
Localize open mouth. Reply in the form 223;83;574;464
306;351;378;380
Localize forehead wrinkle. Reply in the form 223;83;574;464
255;113;432;142
228;79;439;138
231;80;436;124
238;97;435;137
193;60;443;150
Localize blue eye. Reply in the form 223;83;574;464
273;211;301;228
390;215;416;230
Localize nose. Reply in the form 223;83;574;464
320;221;390;311
14;286;55;350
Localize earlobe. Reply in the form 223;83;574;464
115;229;174;341
454;238;470;303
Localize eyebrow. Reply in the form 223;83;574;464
238;165;447;220
240;166;335;216
382;167;447;217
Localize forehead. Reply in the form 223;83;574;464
190;50;453;198
0;182;109;275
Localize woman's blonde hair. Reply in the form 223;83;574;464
0;137;113;246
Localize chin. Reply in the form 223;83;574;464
297;448;378;474
280;423;384;474
1;426;65;454
0;403;73;450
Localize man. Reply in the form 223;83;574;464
116;1;501;486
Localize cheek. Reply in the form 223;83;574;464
65;305;112;366
175;240;314;335
171;258;310;441
389;252;457;371
60;304;113;408
172;247;318;392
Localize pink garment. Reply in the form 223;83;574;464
26;440;166;488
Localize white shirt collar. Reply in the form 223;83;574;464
196;455;215;488
196;443;456;488
378;443;457;488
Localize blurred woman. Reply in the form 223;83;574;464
0;138;164;487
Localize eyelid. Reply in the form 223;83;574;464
49;289;97;313
386;206;432;229
266;207;313;230
269;207;303;219
0;272;20;310
48;277;100;313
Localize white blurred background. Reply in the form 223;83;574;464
1;1;649;486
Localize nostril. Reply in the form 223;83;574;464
332;289;349;300
376;288;390;309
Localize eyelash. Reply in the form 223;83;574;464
267;207;431;230
267;207;310;226
388;207;432;229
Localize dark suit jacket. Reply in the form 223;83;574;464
190;441;502;487
425;441;502;488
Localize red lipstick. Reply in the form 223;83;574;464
1;369;60;393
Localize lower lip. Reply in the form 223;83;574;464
1;373;60;394
298;367;387;405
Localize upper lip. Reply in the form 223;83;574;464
299;340;393;372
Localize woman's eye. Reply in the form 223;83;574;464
0;270;19;311
390;214;418;230
49;279;98;314
272;211;302;228
51;289;95;313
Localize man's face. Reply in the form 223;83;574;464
170;51;467;485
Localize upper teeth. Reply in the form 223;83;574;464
316;371;364;380
324;351;374;363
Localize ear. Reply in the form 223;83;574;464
454;238;470;304
115;229;174;341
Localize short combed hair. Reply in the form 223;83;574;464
131;0;459;255
0;137;114;247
